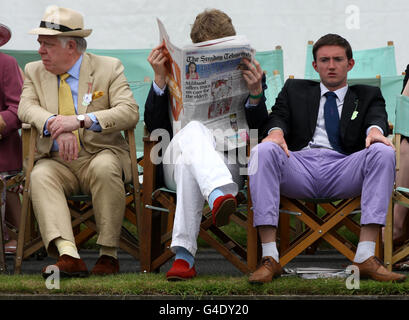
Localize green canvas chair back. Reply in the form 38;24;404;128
0;49;40;69
395;95;409;137
380;75;405;127
264;71;284;108
304;41;397;80
255;46;284;107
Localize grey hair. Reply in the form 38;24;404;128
58;36;87;53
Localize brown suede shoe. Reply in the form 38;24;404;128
353;256;406;282
42;254;89;279
91;255;119;276
249;256;283;284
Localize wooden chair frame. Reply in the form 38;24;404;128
139;132;260;274
278;196;383;267
14;125;142;274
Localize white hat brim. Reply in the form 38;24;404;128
29;27;92;38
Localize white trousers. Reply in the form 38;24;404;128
163;121;240;256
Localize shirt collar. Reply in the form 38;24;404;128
66;55;83;80
320;82;348;103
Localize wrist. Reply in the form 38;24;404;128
154;75;166;90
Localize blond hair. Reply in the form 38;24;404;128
190;9;236;44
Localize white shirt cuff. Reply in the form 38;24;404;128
366;125;384;136
152;81;166;96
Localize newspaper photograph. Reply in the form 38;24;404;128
157;18;255;151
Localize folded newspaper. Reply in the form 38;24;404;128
157;18;255;151
283;267;350;279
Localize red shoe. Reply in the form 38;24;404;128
211;194;236;227
166;259;197;281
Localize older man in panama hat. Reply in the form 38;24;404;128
0;23;23;256
18;6;139;277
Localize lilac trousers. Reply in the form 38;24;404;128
248;142;396;227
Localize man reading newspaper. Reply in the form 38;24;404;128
144;9;264;281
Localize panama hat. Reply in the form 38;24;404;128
29;6;92;38
0;23;11;47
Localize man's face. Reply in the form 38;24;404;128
37;35;73;75
312;45;355;91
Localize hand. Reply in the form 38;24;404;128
147;42;168;89
55;132;79;162
262;129;290;157
241;58;263;103
365;127;395;150
47;115;79;139
0;114;6;133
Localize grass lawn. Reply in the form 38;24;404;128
4;201;404;298
0;272;409;297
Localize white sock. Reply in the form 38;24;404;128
353;241;376;263
262;242;279;263
55;238;80;259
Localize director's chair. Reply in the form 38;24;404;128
139;130;260;274
14;125;142;274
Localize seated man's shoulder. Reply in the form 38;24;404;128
285;78;319;89
349;84;381;96
25;60;46;74
87;52;121;67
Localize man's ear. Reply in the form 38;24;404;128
347;58;355;71
67;39;77;52
312;60;318;72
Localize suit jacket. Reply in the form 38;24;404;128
245;79;389;155
0;53;23;172
18;52;139;181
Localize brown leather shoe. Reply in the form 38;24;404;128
249;256;283;284
353;256;406;282
42;254;89;279
91;255;119;276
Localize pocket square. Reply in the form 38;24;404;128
92;91;104;100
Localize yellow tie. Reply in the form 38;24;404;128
58;73;81;150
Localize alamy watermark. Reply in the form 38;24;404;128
44;265;60;290
148;127;260;176
345;265;360;289
345;5;360;30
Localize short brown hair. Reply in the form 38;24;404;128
312;34;353;61
190;9;236;44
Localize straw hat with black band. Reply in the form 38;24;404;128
29;6;92;38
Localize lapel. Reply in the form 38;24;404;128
340;87;358;136
307;83;321;136
42;70;58;114
77;53;94;115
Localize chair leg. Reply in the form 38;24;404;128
0;210;6;274
384;197;394;271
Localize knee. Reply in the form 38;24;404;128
250;141;283;161
88;159;122;183
367;143;395;167
30;165;52;187
184;120;206;133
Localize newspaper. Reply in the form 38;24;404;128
157;18;255;151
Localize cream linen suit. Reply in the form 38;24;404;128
18;53;139;257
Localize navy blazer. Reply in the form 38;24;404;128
245;79;389;155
